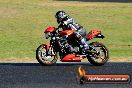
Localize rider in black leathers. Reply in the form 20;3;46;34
55;11;90;53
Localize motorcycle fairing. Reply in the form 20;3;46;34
86;29;101;40
59;30;75;36
61;54;81;62
44;27;56;33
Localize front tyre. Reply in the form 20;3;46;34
36;44;57;65
87;42;109;66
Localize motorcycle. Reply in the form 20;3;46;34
36;27;109;66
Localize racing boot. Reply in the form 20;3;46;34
79;38;90;54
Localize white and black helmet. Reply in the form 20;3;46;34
55;11;67;21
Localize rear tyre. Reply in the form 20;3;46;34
36;44;58;65
87;42;109;66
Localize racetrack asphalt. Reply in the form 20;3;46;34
0;62;132;88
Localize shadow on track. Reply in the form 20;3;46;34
0;62;93;66
55;0;132;3
0;62;131;67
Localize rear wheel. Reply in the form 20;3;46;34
87;42;109;66
36;44;58;65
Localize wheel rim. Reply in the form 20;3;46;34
38;46;56;64
91;45;107;63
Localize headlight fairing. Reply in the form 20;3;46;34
45;32;51;39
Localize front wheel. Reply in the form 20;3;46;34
87;42;109;66
36;44;58;65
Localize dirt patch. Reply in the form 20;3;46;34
37;1;103;8
109;57;132;62
0;58;37;63
36;1;123;10
0;7;17;18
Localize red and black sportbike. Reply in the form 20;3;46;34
36;27;109;66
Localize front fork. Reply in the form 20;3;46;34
45;45;56;57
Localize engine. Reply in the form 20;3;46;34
59;37;71;54
51;36;80;58
58;36;80;56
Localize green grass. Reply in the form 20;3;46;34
0;0;132;59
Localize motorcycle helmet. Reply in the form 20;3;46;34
55;11;67;22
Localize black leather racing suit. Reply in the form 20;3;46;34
57;16;89;50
